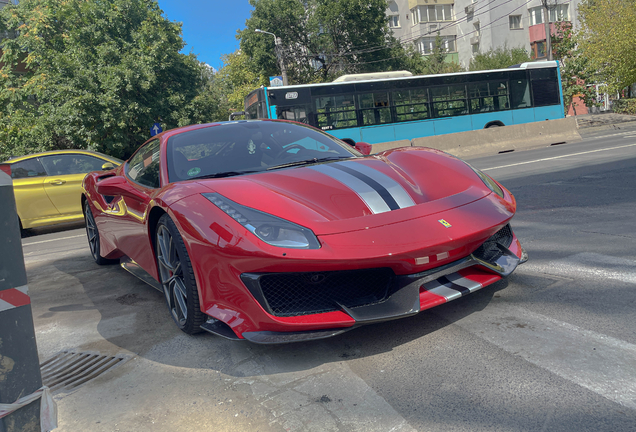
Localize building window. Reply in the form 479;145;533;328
531;41;547;59
509;15;522;29
413;4;454;23
529;6;544;26
418;36;457;55
472;43;480;55
411;7;419;25
550;4;569;22
389;15;400;28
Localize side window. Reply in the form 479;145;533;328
40;154;108;175
127;140;161;188
430;84;468;118
358;92;392;126
530;68;560;107
277;105;310;124
468;81;510;113
314;94;357;130
393;88;429;122
10;158;47;179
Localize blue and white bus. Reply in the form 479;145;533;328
244;61;564;145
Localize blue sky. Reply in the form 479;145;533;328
157;1;255;71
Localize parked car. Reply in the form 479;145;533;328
82;119;526;343
1;150;122;230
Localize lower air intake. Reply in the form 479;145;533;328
473;224;514;263
256;268;395;317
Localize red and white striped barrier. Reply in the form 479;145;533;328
0;285;30;312
0;386;57;432
0;168;11;186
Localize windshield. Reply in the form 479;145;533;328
167;120;360;182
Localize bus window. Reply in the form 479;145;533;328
431;84;468;118
359;92;392;125
393;88;429;122
530;68;560;107
469;81;510;113
277;105;310;123
315;94;357;130
510;78;531;109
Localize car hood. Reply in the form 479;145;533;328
195;147;495;235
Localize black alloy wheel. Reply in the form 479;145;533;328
84;200;117;265
155;213;204;334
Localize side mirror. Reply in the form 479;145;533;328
354;142;372;155
96;175;146;200
101;162;116;171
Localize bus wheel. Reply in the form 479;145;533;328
485;122;504;128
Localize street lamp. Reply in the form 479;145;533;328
255;29;288;86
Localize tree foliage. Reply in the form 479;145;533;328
469;46;531;71
0;0;219;160
578;0;636;94
217;50;265;113
418;34;464;75
551;24;597;115
238;0;423;85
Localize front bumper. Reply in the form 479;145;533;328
202;231;524;344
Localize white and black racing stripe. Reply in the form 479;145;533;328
422;273;483;301
311;162;415;214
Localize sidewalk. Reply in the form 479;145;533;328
573;112;636;131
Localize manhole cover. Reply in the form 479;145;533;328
40;351;131;393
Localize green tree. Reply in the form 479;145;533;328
551;24;597;115
419;33;464;75
578;0;636;94
469;46;531;71
238;0;421;85
217;50;266;113
0;0;217;160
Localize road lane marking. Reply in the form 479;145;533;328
483;143;636;171
442;303;636;410
22;234;86;246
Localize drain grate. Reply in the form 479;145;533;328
40;351;131;393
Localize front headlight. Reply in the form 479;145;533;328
203;193;321;249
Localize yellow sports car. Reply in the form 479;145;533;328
1;150;122;230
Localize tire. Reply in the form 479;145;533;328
155;213;204;334
18;217;29;238
84;200;118;265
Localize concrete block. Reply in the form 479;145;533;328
409;118;581;158
369;140;411;154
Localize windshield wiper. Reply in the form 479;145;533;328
267;156;351;171
190;169;262;180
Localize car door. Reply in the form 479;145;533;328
40;154;110;217
110;139;162;275
9;158;60;228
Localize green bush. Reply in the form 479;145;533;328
613;98;636;115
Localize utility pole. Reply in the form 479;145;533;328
542;0;553;61
255;29;288;86
274;37;289;86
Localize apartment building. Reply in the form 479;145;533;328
0;0;17;10
388;0;580;68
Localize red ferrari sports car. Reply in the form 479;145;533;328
83;120;526;343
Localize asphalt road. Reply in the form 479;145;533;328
21;126;636;431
